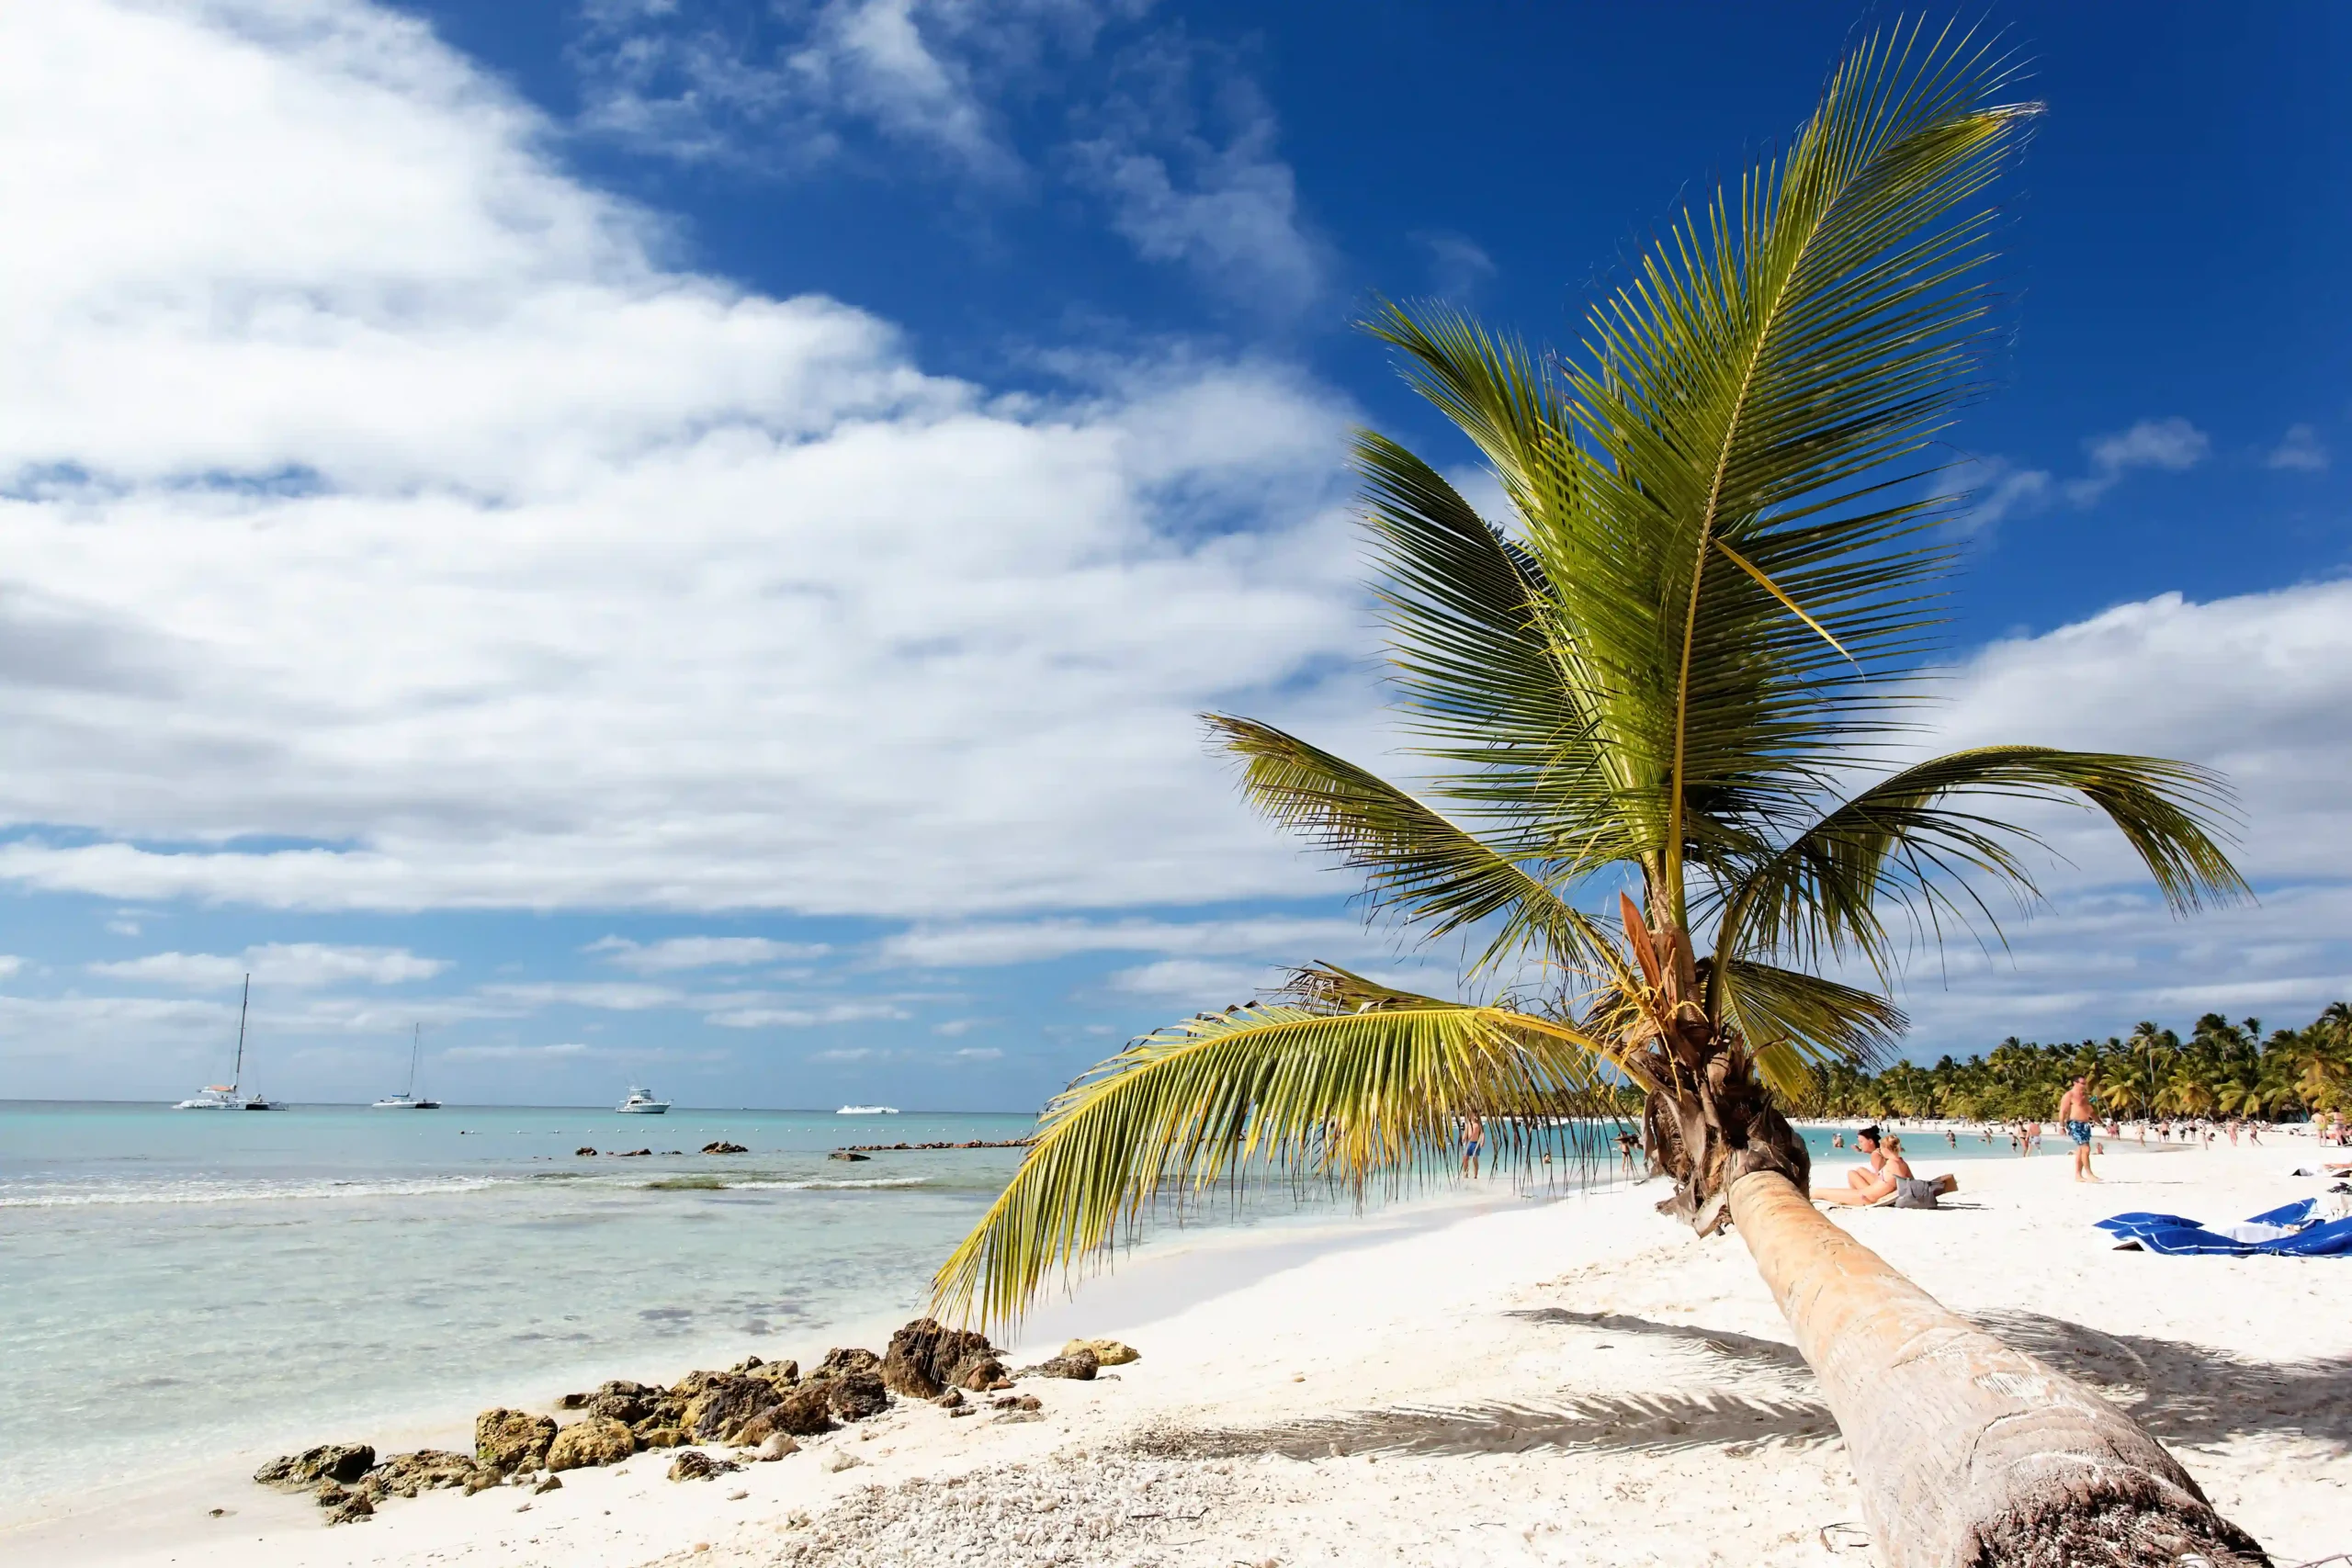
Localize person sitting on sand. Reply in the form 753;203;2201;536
1813;1129;1958;1208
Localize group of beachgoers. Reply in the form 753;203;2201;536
1812;1124;1962;1207
1447;1077;2327;1198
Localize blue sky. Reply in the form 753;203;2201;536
3;1;2347;1109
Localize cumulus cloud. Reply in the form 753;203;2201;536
89;942;448;989
1872;578;2352;1046
0;0;1370;919
0;956;23;978
2063;417;2210;505
588;935;831;972
2265;423;2329;472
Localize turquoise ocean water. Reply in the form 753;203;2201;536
0;1101;2019;1517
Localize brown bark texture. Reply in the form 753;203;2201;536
1642;1054;1810;1235
1725;1170;2269;1568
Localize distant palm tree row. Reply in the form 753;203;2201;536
1774;1004;2352;1123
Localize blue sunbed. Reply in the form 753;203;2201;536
2096;1197;2352;1256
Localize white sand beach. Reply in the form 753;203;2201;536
13;1138;2348;1568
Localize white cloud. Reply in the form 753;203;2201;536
440;1040;593;1061
88;942;447;989
0;956;22;978
705;1001;910;1027
571;0;1118;180
0;1;1372;919
2265;423;2329;472
2064;417;2210;505
0;992;234;1059
588;935;831;972
475;981;684;1010
1871;578;2352;1047
949;1045;1002;1060
1105;956;1283;1000
1415;231;1495;300
1954;458;2052;537
106;919;141;936
879;914;1382;966
1064;37;1323;310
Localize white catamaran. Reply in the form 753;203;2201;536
836;1104;899;1115
372;1023;442;1110
175;976;279;1110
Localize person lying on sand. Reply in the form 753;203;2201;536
1811;1129;1958;1208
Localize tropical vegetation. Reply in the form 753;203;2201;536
1794;1005;2352;1123
934;23;2267;1565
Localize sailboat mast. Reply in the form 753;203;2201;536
232;974;251;1091
409;1022;422;1099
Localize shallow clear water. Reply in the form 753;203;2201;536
0;1100;1040;1511
0;1102;2023;1514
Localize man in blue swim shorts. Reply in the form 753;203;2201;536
2058;1077;2100;1183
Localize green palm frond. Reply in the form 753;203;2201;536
1712;959;1908;1093
1359;303;1574;525
1375;23;2043;919
1711;746;2249;982
1270;961;1460;1013
931;999;1623;1327
1209;715;1612;976
937;25;2256;1322
1352;432;1658;878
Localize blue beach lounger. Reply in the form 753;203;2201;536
2096;1197;2352;1256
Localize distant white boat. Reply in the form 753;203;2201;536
616;1086;672;1114
373;1023;442;1110
175;976;280;1111
836;1104;899;1115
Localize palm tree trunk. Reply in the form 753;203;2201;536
1724;1171;2267;1567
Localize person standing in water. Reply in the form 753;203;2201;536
1459;1111;1485;1179
2058;1076;2101;1182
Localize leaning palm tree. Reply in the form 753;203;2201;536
936;26;2264;1568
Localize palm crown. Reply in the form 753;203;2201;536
933;24;2246;1328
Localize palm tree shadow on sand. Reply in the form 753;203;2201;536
1973;1310;2352;1452
1129;1307;2351;1462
